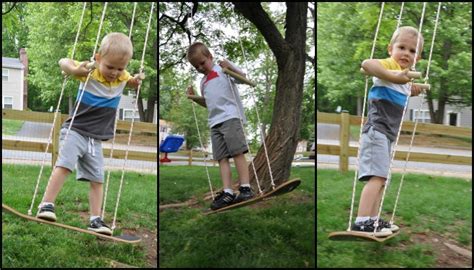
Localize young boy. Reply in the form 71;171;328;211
36;32;142;235
355;26;424;236
185;42;254;210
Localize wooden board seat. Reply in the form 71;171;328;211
328;230;400;243
2;203;141;244
204;178;301;215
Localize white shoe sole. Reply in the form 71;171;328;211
375;228;393;237
37;212;57;222
88;227;112;236
389;224;400;232
355;228;393;237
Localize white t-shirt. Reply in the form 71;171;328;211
200;62;247;128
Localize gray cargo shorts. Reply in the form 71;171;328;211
358;126;393;182
211;118;248;161
55;128;104;183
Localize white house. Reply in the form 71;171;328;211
2;48;28;110
119;90;157;124
406;96;472;128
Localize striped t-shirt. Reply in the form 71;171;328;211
62;64;132;140
362;57;411;141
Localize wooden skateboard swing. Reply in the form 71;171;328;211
2;204;141;244
328;230;400;243
204;178;301;215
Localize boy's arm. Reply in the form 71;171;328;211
186;85;207;108
126;73;145;89
219;59;246;78
219;59;257;86
361;59;411;84
58;58;91;77
187;95;207;107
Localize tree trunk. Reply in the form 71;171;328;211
137;92;145;122
145;85;157;122
68;95;73;114
233;3;307;192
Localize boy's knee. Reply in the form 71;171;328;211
55;166;72;174
90;181;103;187
370;176;386;186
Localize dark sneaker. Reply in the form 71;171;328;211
233;186;255;204
373;218;400;232
351;219;393;237
210;191;236;210
88;217;112;236
37;204;57;222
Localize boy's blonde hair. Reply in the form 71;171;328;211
98;32;133;60
187;42;212;61
390;26;424;51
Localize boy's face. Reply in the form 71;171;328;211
96;53;129;82
189;52;213;75
388;34;422;69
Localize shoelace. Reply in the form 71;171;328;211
240;187;251;192
214;191;233;203
92;218;110;228
214;192;225;201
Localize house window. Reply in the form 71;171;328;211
446;112;460;126
411;109;430;123
128;90;136;98
123;109;140;121
2;69;9;81
3;96;13;109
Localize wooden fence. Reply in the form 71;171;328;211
2;109;157;166
160;149;315;166
317;111;472;172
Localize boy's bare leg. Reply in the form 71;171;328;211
42;166;71;204
219;158;233;190
89;182;103;217
233;153;249;185
357;176;385;217
370;183;385;218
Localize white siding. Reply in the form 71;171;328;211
2;68;23;110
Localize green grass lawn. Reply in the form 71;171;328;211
2;119;24;135
159;165;315;268
2;164;157;268
317;169;472;268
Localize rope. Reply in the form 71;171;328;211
101;2;138;221
217;33;263;195
110;2;155;232
389;2;442;226
347;2;441;234
63;2;108;150
373;2;426;233
374;2;441;232
186;6;216;200
396;2;405;30
236;18;275;190
190;101;215;201
347;2;385;231
29;2;89;216
224;74;264;195
38;1;108;214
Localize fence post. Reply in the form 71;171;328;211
339;111;349;172
52;112;61;167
